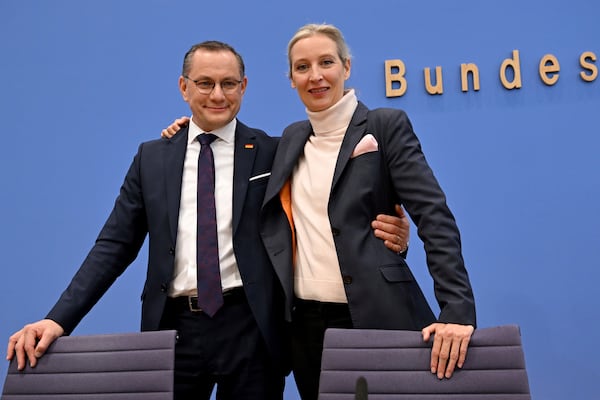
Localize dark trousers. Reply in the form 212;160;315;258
291;299;353;400
159;289;285;400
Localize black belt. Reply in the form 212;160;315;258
168;287;246;313
294;298;349;314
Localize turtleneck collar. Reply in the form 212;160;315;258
306;89;358;136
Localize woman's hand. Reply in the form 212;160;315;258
161;116;190;138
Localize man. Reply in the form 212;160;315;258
6;41;408;400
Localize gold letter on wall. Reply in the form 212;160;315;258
500;50;522;89
385;59;407;97
460;63;480;92
424;66;444;95
580;51;598;82
539;54;560;85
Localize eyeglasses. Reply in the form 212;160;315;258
183;75;243;94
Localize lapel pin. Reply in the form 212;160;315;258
244;144;254;149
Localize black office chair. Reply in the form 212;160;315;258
2;330;177;400
318;324;531;400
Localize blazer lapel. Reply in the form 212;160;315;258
331;103;369;190
263;121;312;205
232;122;257;235
163;127;189;242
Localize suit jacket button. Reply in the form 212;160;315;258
168;247;175;255
160;283;168;292
342;275;353;284
331;227;340;236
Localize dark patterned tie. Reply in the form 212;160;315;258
196;133;223;317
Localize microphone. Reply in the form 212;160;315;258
355;376;368;400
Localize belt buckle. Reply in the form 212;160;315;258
188;296;203;312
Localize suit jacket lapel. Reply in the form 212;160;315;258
163;127;189;242
331;103;369;190
263;121;312;205
232;121;257;235
162;122;258;240
264;102;369;203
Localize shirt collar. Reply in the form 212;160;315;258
187;117;237;146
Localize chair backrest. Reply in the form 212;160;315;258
318;324;531;400
2;330;177;400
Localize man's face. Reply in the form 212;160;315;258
179;49;247;132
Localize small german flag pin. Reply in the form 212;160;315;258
244;143;254;149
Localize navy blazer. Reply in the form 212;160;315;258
46;120;288;371
260;102;476;330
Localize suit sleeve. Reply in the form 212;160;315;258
46;144;149;334
374;109;476;327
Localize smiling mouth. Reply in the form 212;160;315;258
309;87;329;94
206;105;228;111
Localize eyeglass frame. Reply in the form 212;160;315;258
183;75;243;94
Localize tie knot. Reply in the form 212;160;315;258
198;133;217;146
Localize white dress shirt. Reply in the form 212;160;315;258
168;117;241;297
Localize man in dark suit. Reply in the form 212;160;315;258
6;41;408;400
6;41;287;400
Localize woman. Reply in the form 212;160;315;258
258;23;476;400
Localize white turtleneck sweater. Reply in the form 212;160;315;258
291;89;359;303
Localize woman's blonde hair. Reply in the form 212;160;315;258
287;23;352;78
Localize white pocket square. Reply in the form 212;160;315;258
351;134;378;158
249;172;271;181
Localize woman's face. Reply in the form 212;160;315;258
289;34;351;112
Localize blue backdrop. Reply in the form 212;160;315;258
1;1;598;398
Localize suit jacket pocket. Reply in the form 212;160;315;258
379;264;414;282
248;170;270;187
247;174;270;193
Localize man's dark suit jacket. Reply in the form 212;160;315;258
45;121;288;371
260;102;476;330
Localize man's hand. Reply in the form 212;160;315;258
422;322;474;379
161;116;190;139
371;204;409;254
6;319;65;370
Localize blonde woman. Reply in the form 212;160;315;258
259;24;476;399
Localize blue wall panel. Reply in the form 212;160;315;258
1;1;598;398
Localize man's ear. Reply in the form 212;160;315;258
240;76;248;95
179;76;189;102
